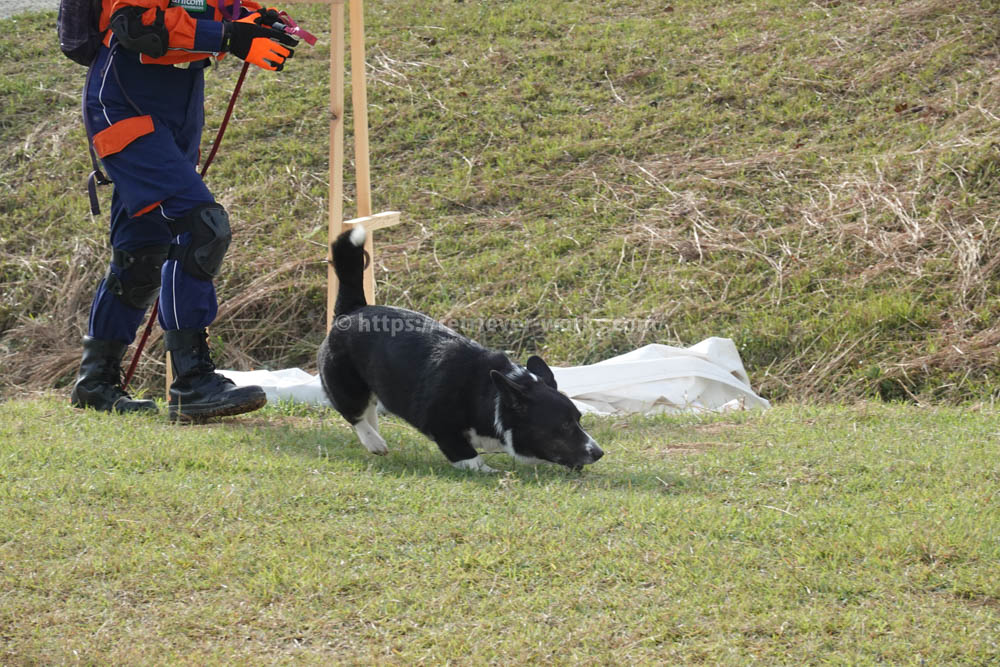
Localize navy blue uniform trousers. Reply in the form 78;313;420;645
84;41;220;344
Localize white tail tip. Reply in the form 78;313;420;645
348;225;367;246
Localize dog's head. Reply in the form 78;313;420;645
490;356;603;470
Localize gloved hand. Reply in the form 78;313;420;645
237;7;282;27
223;13;298;71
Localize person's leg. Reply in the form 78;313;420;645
71;193;166;414
157;198;267;421
88;193;174;344
73;45;264;417
72;44;193;413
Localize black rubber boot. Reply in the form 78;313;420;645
164;328;266;422
70;336;158;415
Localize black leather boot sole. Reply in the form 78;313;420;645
167;385;267;422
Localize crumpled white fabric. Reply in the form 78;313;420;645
219;337;769;417
546;338;769;415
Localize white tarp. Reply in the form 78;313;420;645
547;338;769;415
219;337;769;417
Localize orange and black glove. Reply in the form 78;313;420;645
222;13;298;71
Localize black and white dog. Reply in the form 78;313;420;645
317;226;604;473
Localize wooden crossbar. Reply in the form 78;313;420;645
344;211;402;232
341;212;402;304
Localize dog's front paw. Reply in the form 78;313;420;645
452;455;499;474
364;440;389;456
355;422;389;455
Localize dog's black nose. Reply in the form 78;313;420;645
589;444;604;462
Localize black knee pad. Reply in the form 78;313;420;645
168;203;232;281
104;245;170;309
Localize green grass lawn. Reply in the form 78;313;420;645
2;398;998;663
4;1;1000;660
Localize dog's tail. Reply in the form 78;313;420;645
333;225;368;316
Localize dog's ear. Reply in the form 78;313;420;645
491;370;529;407
526;355;557;389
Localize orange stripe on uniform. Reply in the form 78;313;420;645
133;200;163;217
92;115;155;158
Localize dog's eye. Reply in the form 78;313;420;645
563;420;576;432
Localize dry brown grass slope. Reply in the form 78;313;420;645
2;0;1000;403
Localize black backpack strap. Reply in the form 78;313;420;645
87;141;112;216
81;58;112;216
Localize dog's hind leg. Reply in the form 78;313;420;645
318;352;388;456
354;397;388;456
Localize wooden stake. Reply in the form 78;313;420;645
349;0;375;305
326;0;346;332
291;0;402;330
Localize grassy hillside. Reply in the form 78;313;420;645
3;0;1000;402
2;398;999;663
